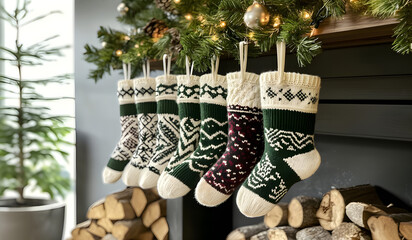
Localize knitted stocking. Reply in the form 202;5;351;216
139;74;180;189
237;71;321;217
122;77;158;186
156;73;228;198
195;70;264;206
157;74;201;196
103;79;139;183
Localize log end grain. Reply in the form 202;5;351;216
296;226;331;240
264;202;289;228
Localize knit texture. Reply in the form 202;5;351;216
195;72;264;207
139;75;180;189
156;74;228;199
237;71;321;217
103;79;139;184
164;76;201;171
157;75;201;196
122;77;158;186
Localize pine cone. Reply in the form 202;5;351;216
155;0;178;15
167;28;182;53
143;18;168;39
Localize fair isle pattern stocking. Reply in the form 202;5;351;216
237;71;321;217
195;72;264;206
157;75;201;197
156;74;228;199
103;79;139;183
122;77;158;186
139;75;180;189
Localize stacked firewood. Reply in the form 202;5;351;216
227;184;412;240
69;188;168;240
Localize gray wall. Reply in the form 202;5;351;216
74;0;128;220
75;0;412;238
75;0;163;220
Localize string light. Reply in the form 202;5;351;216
137;53;141;57
198;15;204;21
273;17;281;28
219;21;227;28
134;44;139;48
174;0;181;3
248;32;255;39
211;35;219;41
303;11;311;19
123;35;131;41
184;13;193;21
115;49;123;56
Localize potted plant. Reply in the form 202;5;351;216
0;1;72;240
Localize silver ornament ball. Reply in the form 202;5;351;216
117;3;129;16
244;1;270;29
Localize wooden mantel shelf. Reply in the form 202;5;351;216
312;11;398;49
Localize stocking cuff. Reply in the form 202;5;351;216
177;75;200;104
117;79;135;105
226;72;261;109
199;74;227;106
155;75;178;101
134;77;156;103
260;71;321;114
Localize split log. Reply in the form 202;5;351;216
105;188;136;220
102;234;117;240
77;229;99;240
71;220;91;238
131;187;160;217
296;226;331;240
368;213;412;240
97;218;115;233
88;220;106;238
250;230;269;240
264;203;289;228
346;202;408;229
331;222;371;240
316;185;383;230
151;217;169;240
288;196;320;228
268;226;298;240
112;219;147;240
226;223;268;240
400;221;412;240
87;198;106;219
142;199;167;227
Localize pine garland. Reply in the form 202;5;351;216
84;0;412;82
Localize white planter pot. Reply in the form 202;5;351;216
0;198;65;240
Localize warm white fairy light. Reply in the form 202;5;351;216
184;13;193;21
303;11;311;19
115;49;123;56
273;17;281;28
219;21;227;28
